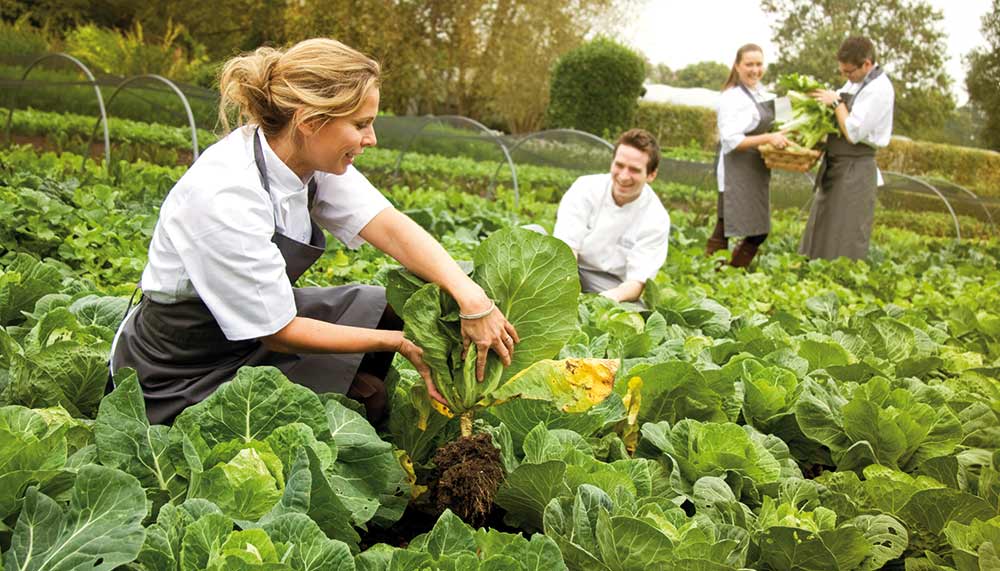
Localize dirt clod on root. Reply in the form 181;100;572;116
431;432;504;526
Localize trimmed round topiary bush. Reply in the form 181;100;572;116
546;37;646;138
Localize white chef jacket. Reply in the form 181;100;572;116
839;69;894;149
715;83;775;192
137;126;392;341
553;174;670;285
839;68;894;185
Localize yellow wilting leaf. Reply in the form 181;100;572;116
395;450;428;499
430;399;454;420
410;381;453;430
489;358;619;412
621;375;642;454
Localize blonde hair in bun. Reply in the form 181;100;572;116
218;38;381;137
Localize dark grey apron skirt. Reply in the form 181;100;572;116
579;267;623;295
716;85;776;238
112;130;388;424
799;68;885;261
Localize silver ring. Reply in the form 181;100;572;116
505;335;513;343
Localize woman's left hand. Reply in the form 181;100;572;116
461;306;519;382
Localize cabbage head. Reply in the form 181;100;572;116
388;228;581;418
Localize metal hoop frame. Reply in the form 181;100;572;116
87;74;200;170
393;114;519;203
4;53;111;165
487;128;614;202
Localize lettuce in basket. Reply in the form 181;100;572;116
774;73;840;150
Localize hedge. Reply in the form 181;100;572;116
635;101;1000;199
634;101;717;151
877;138;1000;199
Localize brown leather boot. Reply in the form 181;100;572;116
705;219;728;256
729;239;760;268
705;237;728;256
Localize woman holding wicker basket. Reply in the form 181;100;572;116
705;44;791;268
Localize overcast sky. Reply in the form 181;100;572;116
622;0;992;104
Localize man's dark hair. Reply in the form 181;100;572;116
837;37;876;67
614;128;660;173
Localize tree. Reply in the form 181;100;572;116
547;37;646;137
672;61;730;90
281;0;632;132
761;0;955;140
647;62;674;84
966;0;1000;150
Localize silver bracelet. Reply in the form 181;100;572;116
459;300;496;320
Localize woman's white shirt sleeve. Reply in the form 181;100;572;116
311;165;392;249
158;182;296;341
842;74;895;148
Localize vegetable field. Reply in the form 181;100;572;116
1;111;999;570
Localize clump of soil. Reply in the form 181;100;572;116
431;432;505;526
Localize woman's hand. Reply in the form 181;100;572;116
767;132;792;149
810;89;840;107
460;303;520;382
395;335;448;406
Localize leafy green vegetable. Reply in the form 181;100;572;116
355;509;567;570
4;465;147;571
774;73;840;149
391;227;582;426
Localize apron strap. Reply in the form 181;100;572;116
737;83;776;133
254;128;319;211
252;128;272;194
119;287;143;327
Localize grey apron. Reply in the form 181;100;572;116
799;67;885;261
112;130;387;424
579;267;623;295
716;84;776;237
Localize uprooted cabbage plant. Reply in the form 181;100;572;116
387;227;619;437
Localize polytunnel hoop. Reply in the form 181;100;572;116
5;53;111;166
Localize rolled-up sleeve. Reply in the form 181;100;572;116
845;80;894;148
553;178;593;251
165;185;296;341
625;209;670;283
311;166;392;249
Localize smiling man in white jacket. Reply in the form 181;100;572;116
553;129;671;303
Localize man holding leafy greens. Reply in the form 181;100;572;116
553;129;670;304
799;36;895;261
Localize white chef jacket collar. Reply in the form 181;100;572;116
743;81;765;96
256;128;315;194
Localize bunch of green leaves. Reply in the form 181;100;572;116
131;504;355;571
96;366;410;552
494;422;673;532
1;254;129;417
355;509;567;571
3;464;148;570
794;375;963;472
636;418;802;505
0;404;94;530
774;73;840;149
817;465;998;562
751;479;908;571
542;482;751;571
387;228;580;416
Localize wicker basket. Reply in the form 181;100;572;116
759;144;822;173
